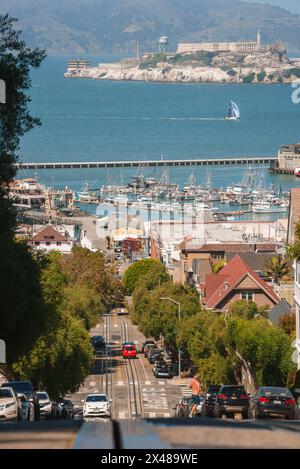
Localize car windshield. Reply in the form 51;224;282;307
0;388;13;398
2;382;32;393
259;387;292;397
86;395;107;402
37;392;49;400
124;347;134;352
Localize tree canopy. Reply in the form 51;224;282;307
123;258;169;295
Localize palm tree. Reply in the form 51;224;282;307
264;254;290;284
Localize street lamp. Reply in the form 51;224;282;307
160;297;181;379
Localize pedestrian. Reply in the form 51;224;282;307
188;374;202;417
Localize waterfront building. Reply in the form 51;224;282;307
177;30;261;54
278;144;300;172
67;59;90;70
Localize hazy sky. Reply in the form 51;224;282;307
244;0;300;14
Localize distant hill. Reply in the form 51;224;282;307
1;0;300;54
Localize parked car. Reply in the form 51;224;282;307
249;387;296;420
1;381;40;420
214;385;249;420
148;350;164;364
91;336;105;354
145;346;160;359
18;393;35;421
142;340;156;353
204;385;221;417
144;344;158;357
60;399;74;419
82;394;112;418
36;391;54;419
0;387;22;422
122;344;137;359
117;308;128;315
153;362;173;379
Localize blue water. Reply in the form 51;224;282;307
18;55;300;197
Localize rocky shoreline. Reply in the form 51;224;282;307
65;51;300;84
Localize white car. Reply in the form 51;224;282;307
82;394;112;418
18;393;35;421
37;391;53;419
0;387;22;422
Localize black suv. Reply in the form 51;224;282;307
204;386;220;417
1;381;40;420
214;385;249;420
91;335;105;354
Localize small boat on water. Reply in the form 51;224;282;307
226;101;240;121
252;200;288;214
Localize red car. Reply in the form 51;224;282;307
122;345;137;359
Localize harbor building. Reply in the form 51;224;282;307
177;29;261;54
67;59;91;70
278;143;300;172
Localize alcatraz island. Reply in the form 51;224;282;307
65;30;300;84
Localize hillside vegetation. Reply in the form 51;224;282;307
1;0;300;53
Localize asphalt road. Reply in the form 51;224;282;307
2;313;300;449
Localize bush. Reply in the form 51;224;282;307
257;70;267;82
243;72;256;83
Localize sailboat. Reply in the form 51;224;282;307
226;101;240;120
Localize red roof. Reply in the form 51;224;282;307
33;225;66;243
204;254;279;309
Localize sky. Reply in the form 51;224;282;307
244;0;300;14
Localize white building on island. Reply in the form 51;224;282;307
177;29;261;54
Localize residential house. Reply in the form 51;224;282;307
203;255;280;312
32;225;74;254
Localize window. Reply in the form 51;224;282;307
184;262;188;273
46;241;51;246
57;242;61;246
241;291;254;301
34;241;40;246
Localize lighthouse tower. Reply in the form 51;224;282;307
257;28;261;50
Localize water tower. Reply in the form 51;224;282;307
158;36;168;53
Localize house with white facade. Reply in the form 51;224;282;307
32;225;74;254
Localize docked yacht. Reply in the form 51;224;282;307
252;200;288;213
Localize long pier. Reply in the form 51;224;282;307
17;156;277;170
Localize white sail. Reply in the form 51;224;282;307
226;101;240;120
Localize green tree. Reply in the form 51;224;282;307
63;247;124;309
243;72;256;83
123;258;169;295
226;316;294;387
131;281;200;354
229;299;269;320
279;313;296;336
264;254;290;284
257;70;267;82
